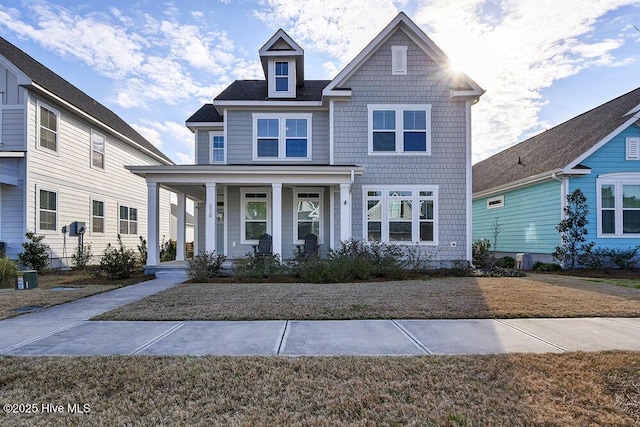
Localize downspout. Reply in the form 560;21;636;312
551;172;568;220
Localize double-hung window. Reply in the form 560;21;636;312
91;130;105;169
368;104;431;154
253;114;312;160
598;174;640;237
275;61;289;92
119;205;138;235
364;186;437;244
294;190;322;243
242;190;270;243
38;103;58;152
92;200;105;233
39;189;57;232
211;134;225;163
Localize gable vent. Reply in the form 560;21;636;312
626;137;640;160
392;46;407;75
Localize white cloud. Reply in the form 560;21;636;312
132;120;195;163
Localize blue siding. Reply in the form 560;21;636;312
569;123;640;250
473;180;561;253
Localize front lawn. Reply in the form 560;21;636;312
95;273;640;321
0;352;637;426
0;270;152;320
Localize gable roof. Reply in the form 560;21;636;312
215;80;330;102
323;12;484;101
186;104;223;123
473;87;640;195
0;36;173;165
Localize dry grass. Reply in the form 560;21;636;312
0;352;638;426
0;270;152;320
96;273;640;321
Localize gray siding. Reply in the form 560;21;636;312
334;28;468;260
1;107;25;150
1;159;25;258
196;130;210;164
226;109;329;165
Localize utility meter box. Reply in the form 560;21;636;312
69;221;86;236
16;270;38;290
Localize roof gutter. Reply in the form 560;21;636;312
29;83;173;165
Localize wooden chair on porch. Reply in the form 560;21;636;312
252;233;273;257
297;233;319;257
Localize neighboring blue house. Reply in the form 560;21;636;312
129;12;484;269
473;87;640;263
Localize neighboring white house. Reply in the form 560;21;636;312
0;36;173;267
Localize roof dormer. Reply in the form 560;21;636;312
259;29;304;99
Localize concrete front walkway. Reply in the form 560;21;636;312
1;275;639;356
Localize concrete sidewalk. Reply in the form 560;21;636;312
1;274;639;356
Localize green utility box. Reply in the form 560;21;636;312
16;270;38;290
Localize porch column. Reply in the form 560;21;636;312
176;192;186;261
205;182;216;253
147;182;160;266
340;183;351;242
272;183;282;258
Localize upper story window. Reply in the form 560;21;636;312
211;133;225;164
626;137;640;160
598;173;640;237
38;188;57;232
91;130;105;169
38;102;59;152
253;113;312;161
391;45;408;75
368;105;431;155
268;59;295;98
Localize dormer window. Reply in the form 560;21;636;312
275;62;289;92
268;59;295;98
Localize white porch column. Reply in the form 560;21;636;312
147;182;160;266
176;192;186;261
339;183;351;242
272;183;282;258
205;182;217;252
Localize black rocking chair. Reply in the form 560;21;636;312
252;233;273;257
297;233;319;257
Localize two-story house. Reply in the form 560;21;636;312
0;36;173;267
129;12;484;269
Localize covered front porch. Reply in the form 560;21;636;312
126;165;364;268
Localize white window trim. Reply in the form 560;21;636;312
252;113;313;161
268;59;295;98
37;186;58;234
36;100;59;154
367;104;432;155
362;185;439;245
597;173;640;238
241;188;272;245
293;188;324;244
118;203;138;235
91;198;105;235
487;195;504;209
90;129;106;170
626;137;640;160
210;131;226;164
391;45;408;75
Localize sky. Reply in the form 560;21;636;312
0;0;639;164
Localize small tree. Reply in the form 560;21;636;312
18;231;49;271
552;189;594;269
491;217;502;251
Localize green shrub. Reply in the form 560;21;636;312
472;239;493;269
233;253;288;279
0;258;18;288
71;244;93;269
326;239;406;281
577;247;608;269
187;251;226;282
137;236;148;266
533;261;562;272
495;256;516;269
160;238;177;262
474;267;525;277
607;247;639;269
18;231;49;272
97;235;139;279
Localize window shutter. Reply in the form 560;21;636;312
626;137;640;160
391;46;407;75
